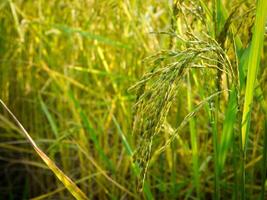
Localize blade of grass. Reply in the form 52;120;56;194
53;24;130;49
213;1;227;198
8;0;24;42
75;142;137;198
39;95;59;138
218;88;238;174
39;93;71;195
68;89;114;171
30;173;102;200
112;115;133;156
261;118;267;200
241;0;267;151
0;99;89;200
112;115;154;200
211;98;220;200
215;0;227;37
187;72;200;199
240;1;267;199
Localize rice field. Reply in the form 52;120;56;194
0;0;266;199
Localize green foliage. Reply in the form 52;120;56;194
0;0;266;199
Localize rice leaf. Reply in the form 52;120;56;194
0;99;89;200
241;0;267;151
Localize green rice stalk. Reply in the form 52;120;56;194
218;88;238;174
261;118;267;199
187;72;200;198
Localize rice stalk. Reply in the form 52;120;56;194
130;31;234;191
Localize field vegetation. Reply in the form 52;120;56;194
0;0;266;199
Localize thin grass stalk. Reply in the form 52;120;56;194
261;118;267;200
112;116;154;200
0;99;89;200
241;0;267;151
211;102;220;200
187;72;200;198
241;1;267;198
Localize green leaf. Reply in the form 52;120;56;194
241;0;267;151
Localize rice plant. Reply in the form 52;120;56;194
0;0;266;199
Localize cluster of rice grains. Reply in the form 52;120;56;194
130;0;256;193
131;12;222;195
